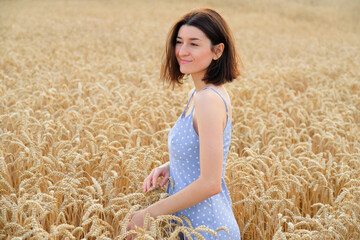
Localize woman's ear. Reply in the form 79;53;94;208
213;43;224;60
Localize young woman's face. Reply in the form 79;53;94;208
175;25;216;80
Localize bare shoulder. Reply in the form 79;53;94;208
194;88;225;114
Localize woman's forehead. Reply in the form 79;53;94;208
177;25;208;41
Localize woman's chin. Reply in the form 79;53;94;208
180;69;192;75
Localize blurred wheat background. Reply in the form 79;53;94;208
0;0;359;239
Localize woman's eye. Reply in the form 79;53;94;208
191;43;198;46
176;41;182;44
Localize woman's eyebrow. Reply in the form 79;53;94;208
176;36;201;41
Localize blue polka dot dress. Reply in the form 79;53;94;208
167;87;241;240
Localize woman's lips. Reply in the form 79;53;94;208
180;59;192;64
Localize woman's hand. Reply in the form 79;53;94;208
143;162;170;192
126;209;151;240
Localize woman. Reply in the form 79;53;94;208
127;8;242;239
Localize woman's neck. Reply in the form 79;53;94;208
191;73;211;92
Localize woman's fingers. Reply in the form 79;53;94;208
125;211;138;240
159;176;169;186
125;230;136;240
144;169;156;192
143;175;151;192
152;169;161;190
142;178;146;192
143;165;170;192
159;171;170;186
145;174;152;192
126;213;135;232
144;170;159;192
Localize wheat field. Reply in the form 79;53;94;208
0;0;359;239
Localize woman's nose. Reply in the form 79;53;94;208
178;44;189;56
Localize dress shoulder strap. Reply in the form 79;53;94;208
182;88;196;117
199;87;229;113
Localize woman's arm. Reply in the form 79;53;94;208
127;90;227;235
145;89;226;217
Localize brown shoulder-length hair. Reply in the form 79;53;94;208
161;8;242;87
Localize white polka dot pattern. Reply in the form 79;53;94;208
166;87;241;240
